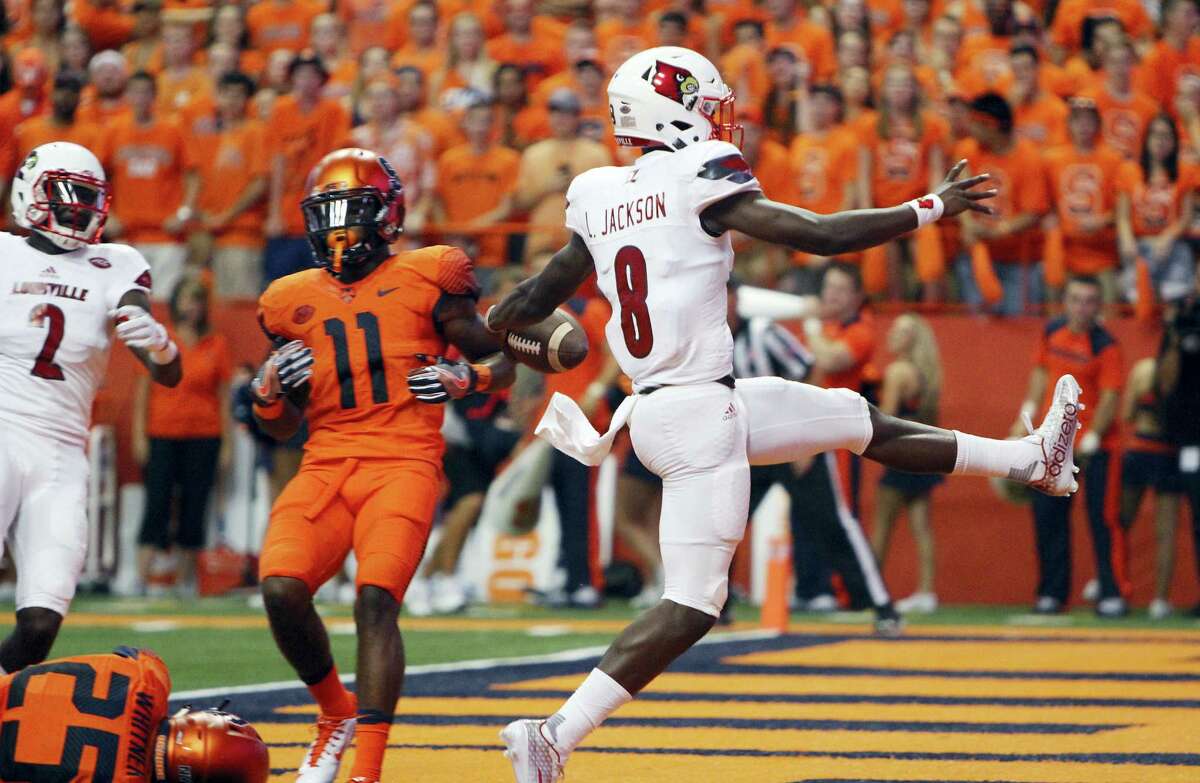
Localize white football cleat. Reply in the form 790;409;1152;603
502;719;565;782
1018;374;1083;496
296;712;356;783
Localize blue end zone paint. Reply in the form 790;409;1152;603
181;631;1200;771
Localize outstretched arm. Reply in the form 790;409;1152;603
114;289;182;387
702;160;996;257
486;232;595;332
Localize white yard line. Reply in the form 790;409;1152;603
171;627;779;701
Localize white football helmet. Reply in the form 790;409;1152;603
607;46;741;150
11;141;110;250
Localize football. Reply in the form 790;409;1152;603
501;307;589;373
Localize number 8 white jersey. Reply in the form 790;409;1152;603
564;140;760;391
0;232;152;446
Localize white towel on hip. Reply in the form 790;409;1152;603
535;392;640;466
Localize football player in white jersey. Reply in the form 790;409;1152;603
433;47;1082;781
0;141;181;673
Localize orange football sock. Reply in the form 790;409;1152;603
349;710;392;780
306;666;356;718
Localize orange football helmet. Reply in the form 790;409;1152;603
300;147;405;277
155;707;270;783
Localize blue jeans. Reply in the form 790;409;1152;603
1122;239;1196;303
263;236;315;285
956;252;1044;316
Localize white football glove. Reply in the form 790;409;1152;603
110;305;177;364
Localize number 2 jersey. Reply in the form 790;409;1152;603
0;647;171;782
564;140;761;391
0;232;151;446
257;246;479;466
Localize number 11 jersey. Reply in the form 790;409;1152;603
564;140;761;391
257;245;479;466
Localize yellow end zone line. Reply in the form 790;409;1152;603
29;613;1200;641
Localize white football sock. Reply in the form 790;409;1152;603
543;668;632;756
952;431;1044;482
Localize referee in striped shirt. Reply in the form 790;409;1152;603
729;278;901;635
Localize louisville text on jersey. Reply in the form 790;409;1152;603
11;281;89;301
583;191;668;238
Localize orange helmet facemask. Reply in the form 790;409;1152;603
155;707;270;783
300;148;405;278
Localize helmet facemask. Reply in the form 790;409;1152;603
27;169;110;250
302;187;395;275
702;92;742;146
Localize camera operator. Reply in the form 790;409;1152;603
1155;277;1200;616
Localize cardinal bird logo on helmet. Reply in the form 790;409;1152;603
645;60;701;111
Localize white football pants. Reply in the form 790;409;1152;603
629;377;873;616
0;428;90;615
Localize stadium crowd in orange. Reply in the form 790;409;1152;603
0;0;1196;312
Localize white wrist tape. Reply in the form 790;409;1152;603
905;193;944;228
149;340;178;365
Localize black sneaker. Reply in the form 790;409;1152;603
874;605;904;637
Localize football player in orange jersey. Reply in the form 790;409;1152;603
0;646;268;782
252;148;516;783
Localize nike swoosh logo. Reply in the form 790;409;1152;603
378;287;401;297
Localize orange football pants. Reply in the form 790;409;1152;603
259;457;441;602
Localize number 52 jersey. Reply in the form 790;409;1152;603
564;140;761;391
0;232;152;446
257;246;479;466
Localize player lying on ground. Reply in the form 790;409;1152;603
251;149;516;783
0;142;181;676
0;646;268;782
419;46;1084;782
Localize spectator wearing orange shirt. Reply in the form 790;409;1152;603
720;20;771;107
156;20;208;115
431;12;498;107
1049;0;1151;61
1117;115;1198;303
764;0;836;82
485;0;565;91
395;65;467;156
1042;98;1127;301
133;278;232;596
787;85;861;285
23;0;64;74
531;20;601;106
11;73;103;180
263;52;350;283
493;63;542;148
761;46;807;146
78;49;132;126
187;71;269;298
596;0;650;71
71;0;134;53
655;10;688;48
0;48;51;191
1081;40;1158;161
121;0;164;75
857;64;949;301
390;2;445;84
340;0;407;59
245;0;322;54
310;14;357;105
955;93;1049;315
1008;44;1068;147
106;71;195;302
1137;0;1200;111
346;78;437;240
60;23;95;80
208;5;266;81
1012;276;1126;616
435;99;521;272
